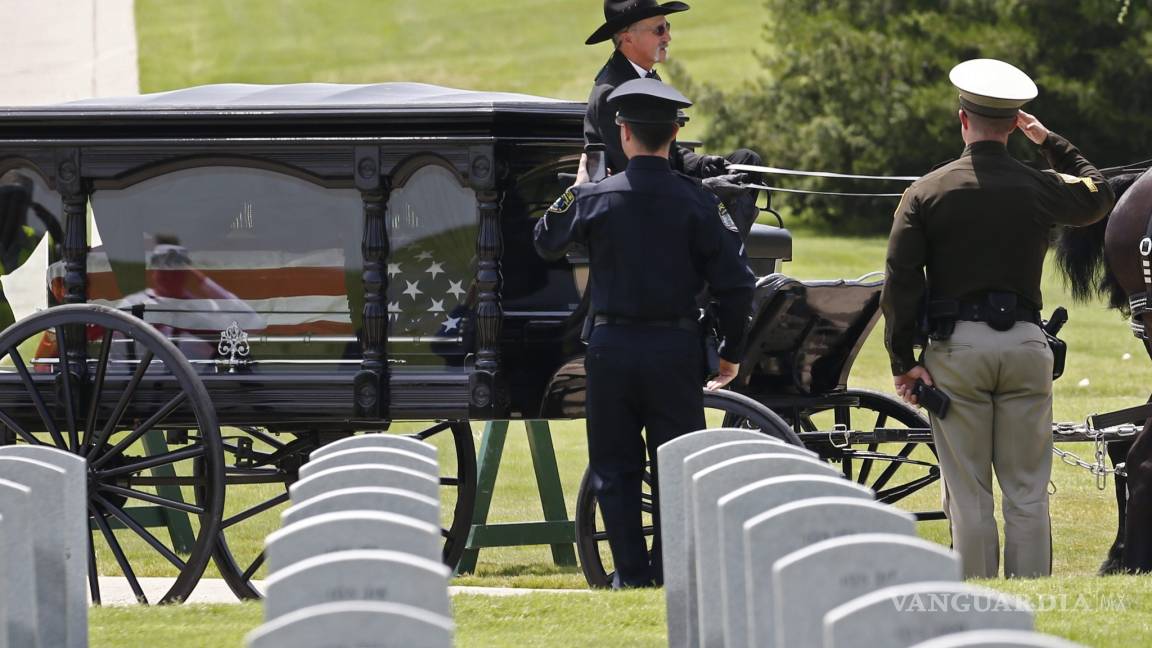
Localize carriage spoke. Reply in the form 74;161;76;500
87;520;101;606
222;491;290;529
90;392;188;469
94;493;187;570
240;552;266;583
0;411;43;446
91;501;148;604
868;442;919;492
97;483;204;515
855;410;888;485
440;476;460;487
876;471;939;503
54;326;81;451
96;444;206;479
84;349;154;458
82;328;115;451
8;348;67;448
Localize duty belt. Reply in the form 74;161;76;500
592;314;699;333
954;302;1040;325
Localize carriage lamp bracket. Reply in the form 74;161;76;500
226;435;258;468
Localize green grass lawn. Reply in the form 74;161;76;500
76;2;1152;645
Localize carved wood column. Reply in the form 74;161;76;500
469;147;508;418
354;146;390;419
56;148;88;383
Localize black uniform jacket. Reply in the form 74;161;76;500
881;133;1115;375
534;155;754;361
584;51;705;176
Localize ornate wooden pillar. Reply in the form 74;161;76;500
468;147;508;418
354;146;391;419
56;148;88;384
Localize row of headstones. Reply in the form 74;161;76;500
658;428;1085;648
244;434;455;648
0;444;87;648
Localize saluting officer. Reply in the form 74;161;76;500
534;78;754;588
881;59;1115;579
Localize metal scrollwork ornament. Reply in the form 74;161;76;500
217;321;251;373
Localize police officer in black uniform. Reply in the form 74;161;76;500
534;78;754;588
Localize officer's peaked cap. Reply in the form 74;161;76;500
608;78;691;125
949;58;1038;118
586;0;690;45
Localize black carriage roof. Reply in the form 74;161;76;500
0;82;586;141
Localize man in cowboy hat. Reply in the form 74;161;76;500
578;1;764;235
881;58;1115;579
535;78;754;588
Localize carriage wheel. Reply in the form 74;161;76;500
210;420;477;599
574;389;798;588
0;304;224;604
776;388;943;520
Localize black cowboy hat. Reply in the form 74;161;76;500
585;0;690;45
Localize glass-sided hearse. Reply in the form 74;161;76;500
0;83;938;600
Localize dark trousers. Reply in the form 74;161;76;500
584;325;706;587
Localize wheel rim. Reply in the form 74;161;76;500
574;390;793;588
209;420;477;599
0;304;224;604
780;389;942;518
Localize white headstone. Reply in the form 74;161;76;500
265;511;440;573
0;456;78;648
657;429;775;648
310;435;437;462
245;600;454;648
299;447;438;480
909;629;1087;648
823;582;1034;648
290;464;440;504
681;440;818;647
774;533;962;648
262;549;451;622
744;497;917;648
281;487;440;528
716;475;873;648
0;446;86;648
690;453;838;648
0;478;38;648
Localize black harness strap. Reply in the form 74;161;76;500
1128;214;1152;339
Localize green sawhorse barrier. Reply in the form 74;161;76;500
456;420;577;574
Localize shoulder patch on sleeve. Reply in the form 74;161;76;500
548;188;577;214
1056;173;1099;192
718;202;738;233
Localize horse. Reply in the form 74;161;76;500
1055;167;1152;574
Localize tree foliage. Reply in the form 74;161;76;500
684;0;1152;233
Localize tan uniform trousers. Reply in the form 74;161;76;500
924;320;1053;579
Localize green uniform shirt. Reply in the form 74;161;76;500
881;133;1115;375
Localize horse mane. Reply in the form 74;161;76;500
1054;172;1145;313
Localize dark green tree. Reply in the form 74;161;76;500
682;0;1152;233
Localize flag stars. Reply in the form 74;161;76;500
447;280;466;300
387;262;402;277
442;315;461;332
429;299;445;313
403;281;423;300
426;261;445;279
387;301;400;321
415;251;434;261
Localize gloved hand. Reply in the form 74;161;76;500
701;172;752;202
700;155;729;178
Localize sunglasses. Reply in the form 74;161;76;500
631;21;671;37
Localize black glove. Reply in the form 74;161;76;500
701;173;752;202
700;155;729;178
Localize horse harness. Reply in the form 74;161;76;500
1128;214;1152;339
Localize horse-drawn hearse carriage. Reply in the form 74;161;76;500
0;83;1140;601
